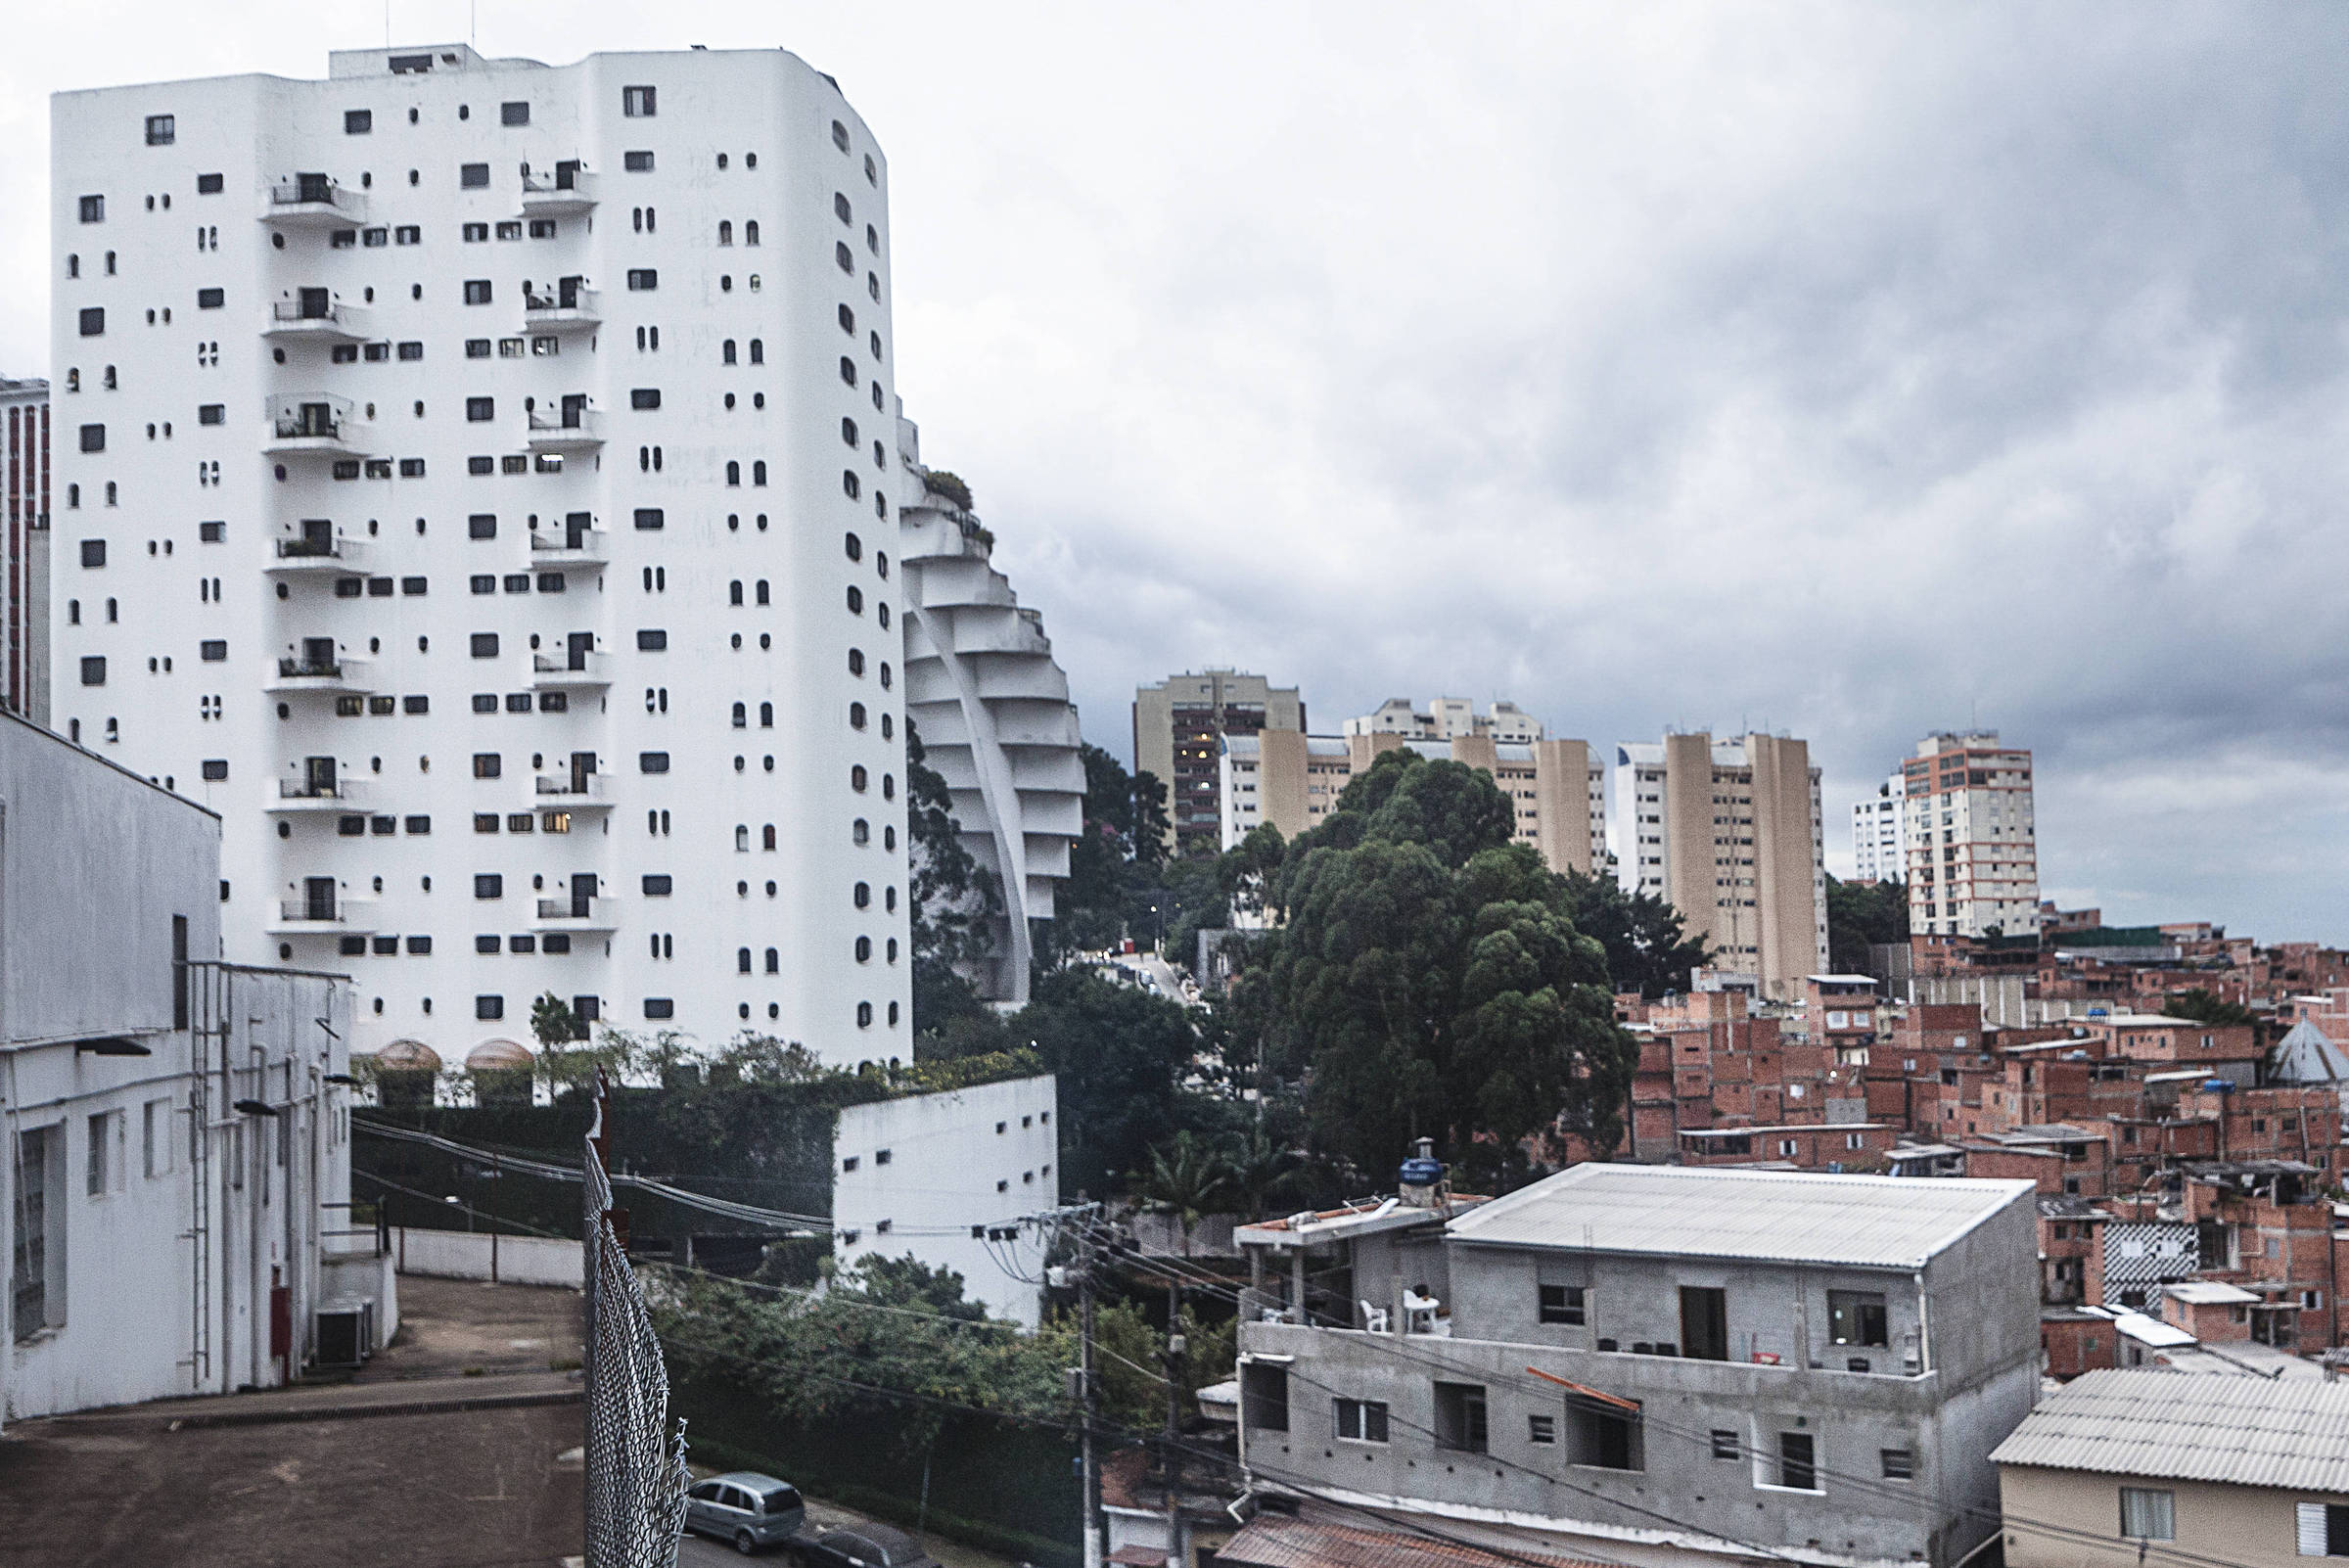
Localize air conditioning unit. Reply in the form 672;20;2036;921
315;1298;375;1368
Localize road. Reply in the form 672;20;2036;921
676;1491;1022;1567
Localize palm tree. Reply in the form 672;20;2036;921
1130;1131;1235;1257
1224;1123;1303;1223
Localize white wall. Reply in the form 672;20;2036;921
831;1074;1057;1326
50;44;910;1077
392;1224;582;1288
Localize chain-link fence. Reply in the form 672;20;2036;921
585;1099;690;1568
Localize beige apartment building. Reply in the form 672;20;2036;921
1901;730;2040;938
1133;670;1305;856
1614;731;1828;999
1219;729;1606;876
1344;696;1544;743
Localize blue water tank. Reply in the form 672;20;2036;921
1399;1157;1445;1186
2201;1079;2234;1093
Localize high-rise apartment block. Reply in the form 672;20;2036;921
52;45;910;1068
1851;772;1906;883
1221;728;1606;875
1133;669;1301;856
2;377;49;725
1614;731;1827;999
1902;731;2038;938
1344;696;1543;743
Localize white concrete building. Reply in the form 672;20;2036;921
1;712;358;1420
1345;696;1544;743
1850;773;1906;884
831;1074;1058;1325
51;45;910;1072
894;430;1082;1005
1897;731;2038;939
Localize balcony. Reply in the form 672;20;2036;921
265;295;372;344
266;654;374;694
265;532;367;574
530;651;611;689
523;278;601;333
519;162;598;215
533;772;614;811
529;524;608;564
263;173;367;227
267;777;367;813
532;897;618;934
527;404;604;453
263;394;373;456
266;896;380;935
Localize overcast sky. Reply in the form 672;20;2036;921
5;4;2345;939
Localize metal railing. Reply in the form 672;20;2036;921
537;897;606;921
277;777;355;802
275;535;349;561
277;657;343;679
277;899;346;923
268;175;363;216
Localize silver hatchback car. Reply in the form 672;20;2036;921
683;1471;806;1554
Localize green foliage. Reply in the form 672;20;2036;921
1129;1131;1235;1252
923;469;975;511
1018;966;1203;1198
906;718;1005;1041
2164;988;2258;1029
1554;868;1714;999
1036;745;1172;966
1246;750;1638;1187
529;992;580;1051
1825;873;1910;977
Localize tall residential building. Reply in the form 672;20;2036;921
1344;695;1543;743
52;45;910;1069
1221;728;1606;875
2;377;49;725
1901;730;2038;938
1133;669;1301;856
1851;772;1906;883
1615;731;1827;999
895;429;1082;1004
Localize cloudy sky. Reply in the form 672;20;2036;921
5;4;2346;939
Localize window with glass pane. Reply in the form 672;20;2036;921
2119;1488;2174;1541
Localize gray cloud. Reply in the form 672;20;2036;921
4;3;2345;935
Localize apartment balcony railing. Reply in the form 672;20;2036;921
529;526;608;563
265;296;371;343
519;163;598;214
267;778;366;812
267;897;380;934
526;405;604;452
530;651;611;689
266;533;365;573
532;897;618;932
523;279;601;332
263;394;372;456
266;655;373;694
263;174;367;226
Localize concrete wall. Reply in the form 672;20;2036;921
392;1225;583;1289
1999;1466;2349;1568
832;1074;1056;1326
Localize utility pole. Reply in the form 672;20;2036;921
1162;1275;1184;1553
1080;1259;1102;1568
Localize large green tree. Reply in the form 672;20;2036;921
1017;966;1203;1198
1253;751;1636;1187
1825;873;1909;976
1553;870;1714;999
906;718;1005;1040
1034;744;1172;967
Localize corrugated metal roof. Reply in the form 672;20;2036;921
1992;1369;2349;1492
1445;1164;2034;1269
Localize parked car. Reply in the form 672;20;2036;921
682;1471;806;1554
786;1523;941;1568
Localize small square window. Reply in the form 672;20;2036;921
78;424;104;453
460;162;489;189
395;226;420;246
636;629;668;651
78;306;105;338
364;342;391;362
198;404;224;426
642;874;673;896
199;639;226;661
470;633;499;658
397;341;424;360
1880;1449;1914;1481
632;508;664;530
639;753;670;774
504;692;531;713
463;223;488;244
622;85;657;117
196;172;224;195
623;150;655;171
145;114;176;145
199;522;225;542
1710;1430;1739;1460
495;221;522;242
345;109;373;135
472;754;502;778
476;994;504;1020
466;396;495;423
406;936;432;954
468;514;497;539
78;195;105;224
1528;1413;1556;1446
644;997;674;1020
630;388;661;410
80;539;107;568
475;874;504;899
626;268;658;292
463;279;492;305
499;101;530;126
200;759;227;781
196;288;223;309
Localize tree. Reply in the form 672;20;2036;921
1035;744;1171;966
529;992;579;1051
1554;870;1714;999
1255;752;1637;1187
1018;966;1201;1198
905;718;1004;1040
2165;989;2258;1029
1129;1131;1235;1256
1221;1121;1304;1223
1825;873;1910;976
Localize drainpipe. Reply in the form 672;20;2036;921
1913;1269;1932;1375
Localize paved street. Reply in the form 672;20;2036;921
676;1489;1026;1567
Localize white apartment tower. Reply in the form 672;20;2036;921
51;45;910;1069
1900;730;2039;938
1851;772;1906;883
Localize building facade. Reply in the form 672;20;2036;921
1133;669;1301;857
1220;729;1606;875
1;378;48;727
1345;696;1543;744
1900;732;2038;939
1235;1163;2041;1568
51;45;910;1070
1994;1370;2349;1568
1615;732;1828;999
1;712;357;1420
894;434;1082;1005
1851;773;1905;885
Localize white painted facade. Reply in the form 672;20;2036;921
894;420;1082;1004
830;1074;1057;1326
50;44;909;1075
0;712;355;1420
1900;731;2039;939
1345;696;1544;742
1851;773;1906;884
1;378;49;729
